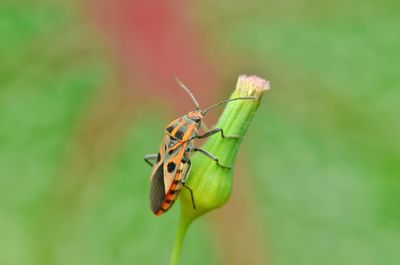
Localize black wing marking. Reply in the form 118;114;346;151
163;143;186;193
149;163;166;212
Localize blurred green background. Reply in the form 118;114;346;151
1;0;399;265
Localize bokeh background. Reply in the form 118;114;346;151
1;0;399;264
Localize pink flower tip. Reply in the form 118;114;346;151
236;74;270;98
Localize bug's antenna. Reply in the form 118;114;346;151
202;96;255;115
174;77;201;110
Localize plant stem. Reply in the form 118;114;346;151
170;214;192;265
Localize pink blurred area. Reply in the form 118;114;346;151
86;0;218;112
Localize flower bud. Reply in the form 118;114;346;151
181;75;270;219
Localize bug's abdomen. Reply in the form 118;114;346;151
153;180;183;216
153;158;190;216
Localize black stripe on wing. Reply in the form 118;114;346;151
150;163;166;212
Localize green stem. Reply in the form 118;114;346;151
170;215;192;265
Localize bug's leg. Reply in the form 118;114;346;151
181;183;196;210
144;154;158;167
180;160;196;209
193;147;231;169
196;128;239;140
181;160;192;183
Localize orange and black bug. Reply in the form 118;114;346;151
144;79;254;216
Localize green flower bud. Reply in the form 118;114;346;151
170;75;270;265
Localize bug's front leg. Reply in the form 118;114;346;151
144;153;158;167
193;147;231;169
196;128;239;140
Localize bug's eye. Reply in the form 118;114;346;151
195;116;201;122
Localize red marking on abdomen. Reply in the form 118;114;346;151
153;183;182;215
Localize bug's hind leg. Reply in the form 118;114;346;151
197;128;239;140
180;160;196;210
144;154;158;167
181;183;196;210
193;147;231;169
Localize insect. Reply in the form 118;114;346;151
144;79;254;216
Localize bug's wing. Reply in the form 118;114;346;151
149;134;170;212
163;142;186;194
149;162;165;213
150;135;169;183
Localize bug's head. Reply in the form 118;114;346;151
187;110;203;125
